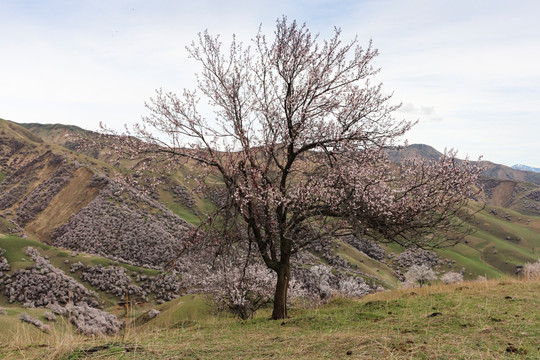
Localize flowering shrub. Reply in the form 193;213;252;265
147;309;160;319
171;184;195;208
344;236;386;261
394;249;440;269
49;303;122;335
69;261;85;273
307;241;349;268
523;259;540;279
19;312;50;332
403;265;437;287
3;247;98;307
291;265;371;304
51;180;190;269
440;271;464;284
43;311;57;322
303;265;335;301
79;264;144;299
184;258;275;320
140;273;182;302
0;247;10;273
338;276;372;298
69;261;181;302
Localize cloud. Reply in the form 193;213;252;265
398;103;443;123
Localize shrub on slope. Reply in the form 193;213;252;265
2;247;98;307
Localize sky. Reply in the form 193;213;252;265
1;0;539;167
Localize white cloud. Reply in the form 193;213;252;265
398;103;442;123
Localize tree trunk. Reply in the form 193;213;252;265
271;261;290;320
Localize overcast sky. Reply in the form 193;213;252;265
1;0;539;167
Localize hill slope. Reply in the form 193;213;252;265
0;119;539;359
0;120;193;270
0;118;540;287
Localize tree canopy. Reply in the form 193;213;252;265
104;17;482;319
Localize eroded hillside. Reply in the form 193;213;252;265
2;119;540;285
0;120;192;270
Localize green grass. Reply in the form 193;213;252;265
455;206;540;275
1;278;538;359
436;243;503;279
337;242;400;288
474;208;540;251
0;235;51;270
0;170;7;184
0;217;15;234
136;294;214;329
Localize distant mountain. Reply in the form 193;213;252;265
384;144;540;188
384;144;540;214
512;164;540;173
384;143;443;163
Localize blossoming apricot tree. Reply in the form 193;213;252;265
104;18;482;319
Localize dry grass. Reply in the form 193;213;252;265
1;277;538;359
26;166;100;241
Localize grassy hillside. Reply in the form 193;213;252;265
1;278;538;359
334;203;540;286
434;203;540;279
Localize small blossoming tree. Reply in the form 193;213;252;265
103;18;482;319
403;265;438;287
441;271;464;284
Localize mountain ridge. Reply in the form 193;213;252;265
512;163;540;173
17;121;540;187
